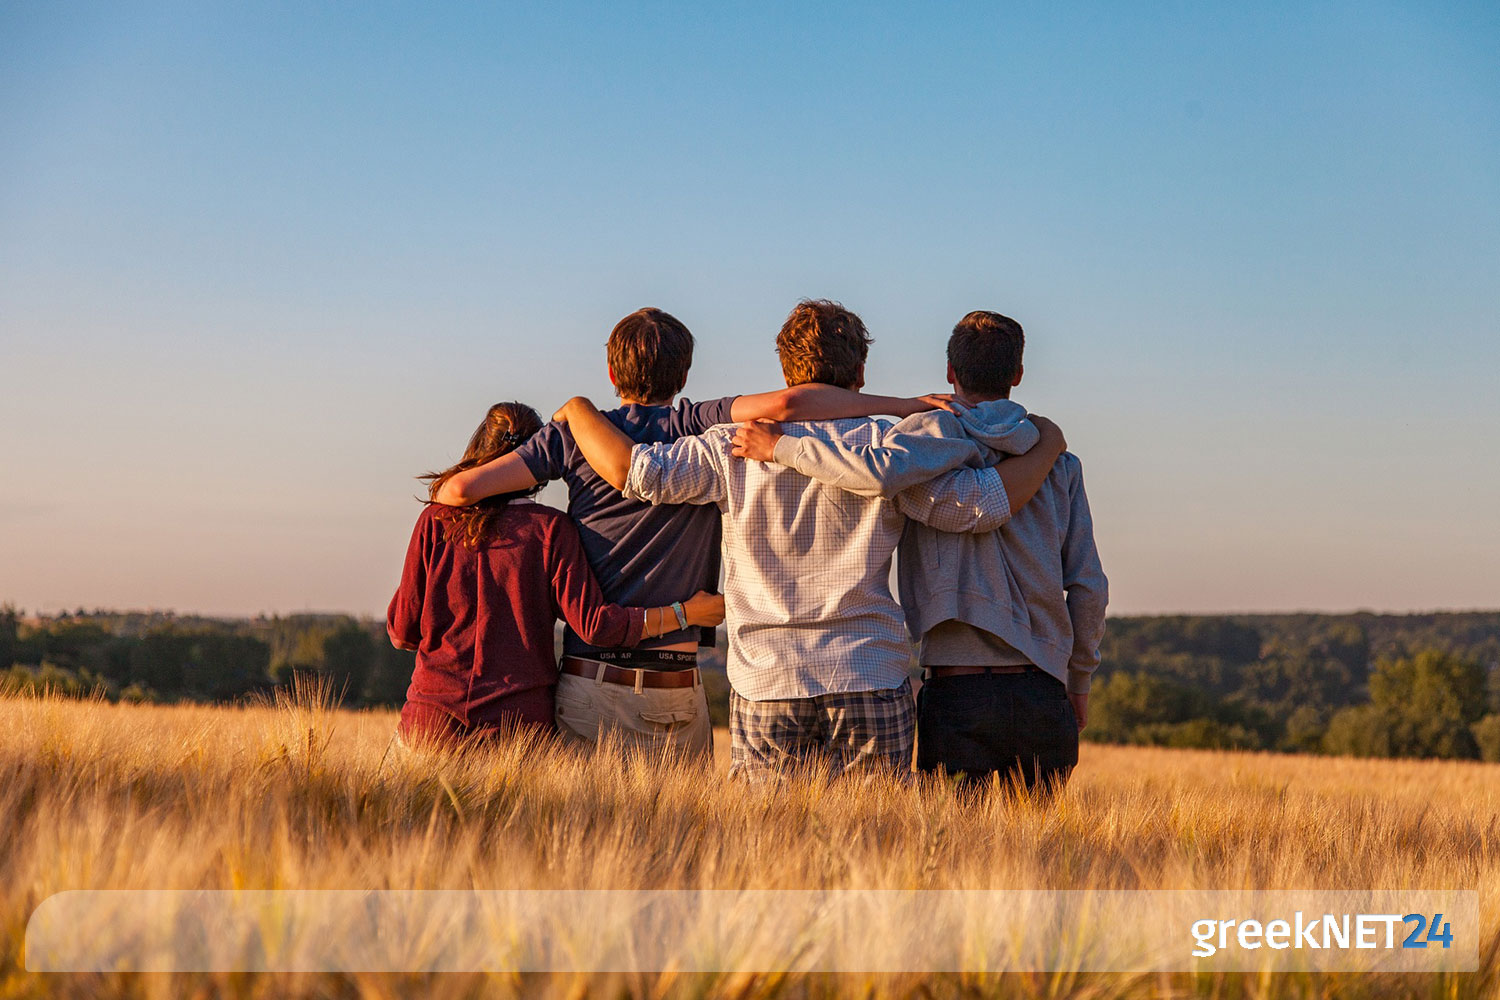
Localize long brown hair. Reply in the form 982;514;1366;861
421;401;544;549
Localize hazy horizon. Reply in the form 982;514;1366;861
9;602;1500;625
4;4;1497;618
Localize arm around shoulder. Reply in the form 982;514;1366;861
623;430;729;507
730;384;958;423
433;451;540;506
770;412;984;498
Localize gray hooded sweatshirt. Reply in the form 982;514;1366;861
770;398;1108;694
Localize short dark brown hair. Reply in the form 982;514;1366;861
607;307;694;403
947;311;1024;397
775;299;871;388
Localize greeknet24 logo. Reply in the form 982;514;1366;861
1191;912;1454;959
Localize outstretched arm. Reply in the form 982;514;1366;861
546;514;726;647
557;396;728;507
733;415;1068;517
433;452;539;506
554;396;637;491
730;384;957;423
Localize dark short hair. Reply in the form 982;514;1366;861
607;308;694;403
947;311;1024;396
775;300;871;388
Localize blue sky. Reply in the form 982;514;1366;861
2;2;1497;616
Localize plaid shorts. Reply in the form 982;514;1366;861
729;678;916;782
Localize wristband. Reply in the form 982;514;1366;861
671;601;688;631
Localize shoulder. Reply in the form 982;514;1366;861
832;416;893;444
512;421;569;475
786;416;890;440
678;425;736;465
668;396;737;437
509;500;582;547
510;499;568;526
1057;451;1086;486
407;503;451;550
649;423;736;451
675;395;735;416
520;419;568;449
890;409;963;439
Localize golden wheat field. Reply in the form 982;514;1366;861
2;686;1498;1000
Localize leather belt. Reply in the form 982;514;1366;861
561;656;700;689
925;665;1034;678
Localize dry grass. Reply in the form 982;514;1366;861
2;685;1497;999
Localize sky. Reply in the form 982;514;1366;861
2;2;1497;618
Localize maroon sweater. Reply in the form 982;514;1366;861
387;500;645;726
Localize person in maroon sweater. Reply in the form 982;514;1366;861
387;401;725;747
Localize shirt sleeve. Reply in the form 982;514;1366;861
770;412;988;498
511;420;569;483
545;515;645;649
1060;456;1109;694
670;396;738;436
893;466;1013;533
385;510;429;649
623;432;729;507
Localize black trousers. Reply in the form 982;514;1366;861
916;668;1078;793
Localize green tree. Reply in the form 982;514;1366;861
320;623;376;704
186;634;271;700
365;642;415;706
1281;704;1327;753
1086;671;1207;744
1472;714;1500;763
1322;704;1394;758
0;605;17;668
36;620;112;672
1325;651;1485;759
128;631;193;694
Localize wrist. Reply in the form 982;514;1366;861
892;397;921;417
770;433;797;468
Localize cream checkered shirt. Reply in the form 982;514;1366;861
624;418;1012;701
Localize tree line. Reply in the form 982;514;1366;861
0;607;415;707
1086;613;1500;761
4;607;1499;762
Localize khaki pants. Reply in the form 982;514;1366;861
554;668;713;760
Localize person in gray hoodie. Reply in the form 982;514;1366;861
731;310;1107;792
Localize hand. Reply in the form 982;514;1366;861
731;419;783;463
432;479;464;506
683;590;726;627
555;395;594;425
1069;692;1088;732
1028;414;1067;456
908;393;964;416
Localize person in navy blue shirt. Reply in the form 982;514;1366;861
435;307;952;758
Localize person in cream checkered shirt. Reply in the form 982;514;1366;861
557;300;1066;781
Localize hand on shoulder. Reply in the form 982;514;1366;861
1028;413;1067;456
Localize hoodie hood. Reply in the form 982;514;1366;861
952;398;1038;459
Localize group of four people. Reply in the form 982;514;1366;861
387;301;1107;790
